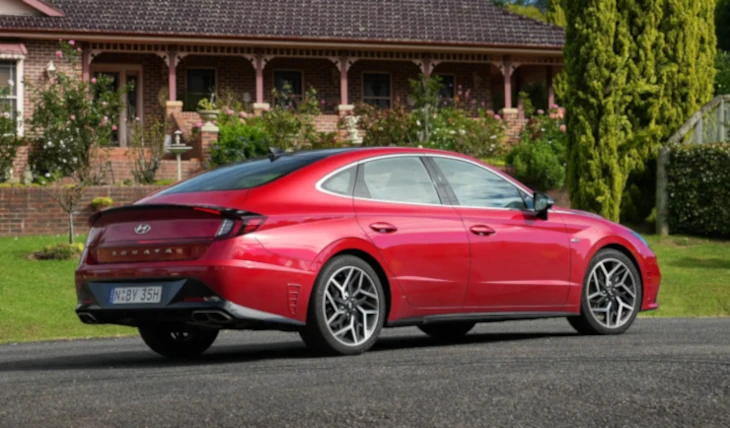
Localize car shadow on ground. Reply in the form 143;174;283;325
0;331;578;373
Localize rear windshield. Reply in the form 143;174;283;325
159;151;338;194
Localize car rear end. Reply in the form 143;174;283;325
75;150;352;332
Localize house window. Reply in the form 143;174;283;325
435;74;455;100
0;61;19;124
274;71;303;105
363;73;391;108
185;69;216;111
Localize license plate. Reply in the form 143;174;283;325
110;286;162;305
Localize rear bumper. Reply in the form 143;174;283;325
76;277;304;330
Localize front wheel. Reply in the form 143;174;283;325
300;255;386;356
138;325;219;358
568;249;643;335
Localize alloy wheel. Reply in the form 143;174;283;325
322;266;380;347
586;258;638;329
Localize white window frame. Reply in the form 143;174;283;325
0;54;24;136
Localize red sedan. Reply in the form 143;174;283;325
75;147;661;358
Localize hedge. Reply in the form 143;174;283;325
667;143;730;237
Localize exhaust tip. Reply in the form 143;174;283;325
78;312;98;324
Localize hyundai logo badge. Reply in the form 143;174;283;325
134;224;152;235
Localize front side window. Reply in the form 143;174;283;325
0;61;18;123
185;69;216;111
358;157;440;205
363;73;391;108
432;157;526;210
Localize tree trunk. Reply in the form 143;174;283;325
68;212;74;244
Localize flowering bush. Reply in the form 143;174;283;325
0;87;20;182
355;102;416;147
353;75;507;156
507;101;567;191
90;196;114;210
27;41;126;185
261;84;321;149
31;242;85;261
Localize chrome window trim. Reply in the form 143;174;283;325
315;153;538;212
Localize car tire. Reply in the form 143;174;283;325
418;322;476;339
568;248;643;335
300;255;386;356
138;325;219;358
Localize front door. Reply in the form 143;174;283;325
353;156;470;308
93;66;142;146
429;156;572;310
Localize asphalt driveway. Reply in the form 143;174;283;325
0;318;728;428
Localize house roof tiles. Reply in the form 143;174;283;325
0;0;565;49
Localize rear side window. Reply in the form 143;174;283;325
321;166;356;196
357;157;441;205
160;152;335;194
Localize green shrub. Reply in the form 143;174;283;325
667;143;730;237
506;104;567;191
90;196;113;210
209;114;271;167
32;242;85;261
153;179;175;186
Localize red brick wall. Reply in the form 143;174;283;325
106;148;202;183
0;185;165;236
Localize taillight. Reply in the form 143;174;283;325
85;227;101;247
216;219;235;237
240;216;266;235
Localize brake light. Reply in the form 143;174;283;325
216;219;236;237
241;216;266;235
194;207;221;215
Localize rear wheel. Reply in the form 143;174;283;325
418;322;476;339
300;255;386;355
568;249;642;335
138;325;218;358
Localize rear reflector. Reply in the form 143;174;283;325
93;244;208;264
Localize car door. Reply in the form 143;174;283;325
353;155;470;308
429;156;572;309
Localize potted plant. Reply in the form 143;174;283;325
197;93;220;121
90;196;114;212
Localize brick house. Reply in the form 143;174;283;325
0;0;565;182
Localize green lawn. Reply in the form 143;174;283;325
0;234;728;343
0;235;134;344
641;235;730;318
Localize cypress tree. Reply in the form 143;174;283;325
617;0;664;223
546;0;566;27
564;0;634;221
656;0;717;141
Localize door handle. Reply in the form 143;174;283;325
469;225;496;236
370;222;397;233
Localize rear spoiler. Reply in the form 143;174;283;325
88;204;256;227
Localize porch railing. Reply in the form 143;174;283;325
656;94;730;235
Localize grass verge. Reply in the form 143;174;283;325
0;233;727;343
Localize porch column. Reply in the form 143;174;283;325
422;58;432;79
81;44;90;83
168;50;177;102
337;56;354;117
547;66;556;108
503;56;513;110
253;54;269;116
516;68;524;119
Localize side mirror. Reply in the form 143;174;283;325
534;192;554;220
